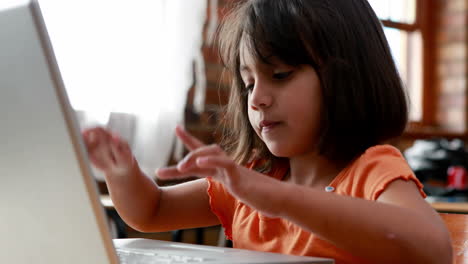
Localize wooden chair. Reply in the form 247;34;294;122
440;213;468;264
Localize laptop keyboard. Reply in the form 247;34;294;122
116;248;212;263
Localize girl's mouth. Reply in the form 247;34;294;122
260;121;281;133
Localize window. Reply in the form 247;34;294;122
368;0;434;123
38;0;209;176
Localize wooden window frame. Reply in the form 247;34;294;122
380;0;438;132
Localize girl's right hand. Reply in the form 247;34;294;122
82;127;135;178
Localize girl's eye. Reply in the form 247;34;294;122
273;71;293;80
241;83;254;96
245;84;254;92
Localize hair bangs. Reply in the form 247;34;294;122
219;0;321;75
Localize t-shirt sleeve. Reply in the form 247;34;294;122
206;177;236;240
357;145;426;201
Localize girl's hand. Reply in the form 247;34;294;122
82;127;135;178
156;126;277;214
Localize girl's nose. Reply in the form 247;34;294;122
249;83;273;110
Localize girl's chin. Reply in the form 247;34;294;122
265;145;291;158
266;143;315;158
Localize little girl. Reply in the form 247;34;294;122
82;0;452;263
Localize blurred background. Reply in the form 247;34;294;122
38;0;467;246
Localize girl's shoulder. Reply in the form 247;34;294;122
349;144;408;173
333;144;424;200
360;144;403;160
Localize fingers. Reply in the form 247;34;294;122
156;144;230;181
195;156;235;171
175;125;205;151
89;140;115;171
177;144;223;172
156;166;217;180
109;137;133;165
82;127;112;151
82;127;134;173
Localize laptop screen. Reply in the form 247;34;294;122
0;1;118;263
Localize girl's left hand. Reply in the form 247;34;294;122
156;126;280;216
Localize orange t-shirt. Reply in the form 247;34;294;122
206;145;426;264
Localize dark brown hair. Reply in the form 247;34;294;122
217;0;408;170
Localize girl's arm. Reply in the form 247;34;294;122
251;177;452;264
150;179;220;231
106;171;219;232
82;127;219;232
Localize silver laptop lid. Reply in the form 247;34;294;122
0;1;118;263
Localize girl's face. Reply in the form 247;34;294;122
240;42;322;158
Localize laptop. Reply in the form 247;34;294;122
0;1;334;263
